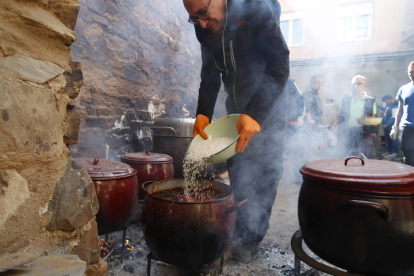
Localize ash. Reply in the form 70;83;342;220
103;223;317;276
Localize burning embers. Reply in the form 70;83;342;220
99;238;134;261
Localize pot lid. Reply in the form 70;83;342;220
300;157;414;194
152;118;195;137
73;158;136;180
121;151;173;163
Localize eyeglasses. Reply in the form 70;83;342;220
188;0;212;25
353;82;365;86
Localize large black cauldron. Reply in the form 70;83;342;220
142;179;246;268
299;157;414;276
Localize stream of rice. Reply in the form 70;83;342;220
183;136;235;201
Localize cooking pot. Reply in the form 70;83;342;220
121;151;173;200
74;158;139;235
151;118;213;178
299;157;414;276
142;179;247;268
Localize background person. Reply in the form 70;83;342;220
302;75;324;160
284;79;304;184
380;95;399;160
303;75;324;127
332;75;377;158
390;61;414;166
183;0;289;263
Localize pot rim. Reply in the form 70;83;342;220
90;169;137;181
300;157;414;195
145;178;234;204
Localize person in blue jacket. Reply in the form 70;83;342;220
381;95;399;159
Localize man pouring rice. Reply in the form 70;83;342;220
182;0;289;263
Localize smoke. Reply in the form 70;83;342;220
70;0;211;158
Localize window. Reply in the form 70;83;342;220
339;2;374;41
280;11;305;46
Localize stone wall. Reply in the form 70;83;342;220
70;0;226;160
0;0;103;274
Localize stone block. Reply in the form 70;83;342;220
91;13;109;27
86;106;96;116
47;160;99;231
87;0;107;15
50;1;80;30
0;55;65;84
85;117;106;128
4;254;86;275
96;108;110;116
121;66;147;83
64;109;80;145
0;78;65;159
0;170;30;231
0;252;39;273
64;61;83;99
24;239;52;257
137;110;152;121
108;21;133;40
74;220;100;264
85;261;108;276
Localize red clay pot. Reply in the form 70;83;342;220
121;151;173;200
74;158;138;235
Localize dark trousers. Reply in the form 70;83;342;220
338;127;362;158
227;123;284;243
400;126;414;166
285;124;306;182
384;126;399;154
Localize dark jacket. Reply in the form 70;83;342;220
194;0;290;126
303;86;323;125
285;79;304;123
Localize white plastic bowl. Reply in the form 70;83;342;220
191;114;241;163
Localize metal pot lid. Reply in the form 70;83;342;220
121;151;173;163
152;117;195;137
300;157;414;194
73;158;136;180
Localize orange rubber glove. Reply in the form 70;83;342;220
236;114;261;153
193;114;210;140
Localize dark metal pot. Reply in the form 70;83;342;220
121;151;174;200
74;158;139;235
299;157;414;276
151;118;213;178
142;179;247;268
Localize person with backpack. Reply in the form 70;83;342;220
182;0;289;263
331;75;378;158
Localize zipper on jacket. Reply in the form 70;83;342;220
232;74;240;111
208;51;224;72
230;40;237;73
